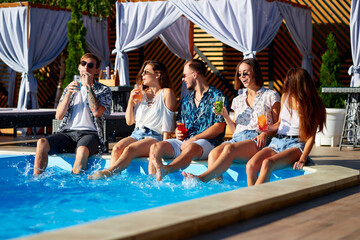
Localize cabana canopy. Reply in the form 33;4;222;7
113;0;313;86
349;0;360;87
0;2;111;109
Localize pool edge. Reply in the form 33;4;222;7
17;164;359;240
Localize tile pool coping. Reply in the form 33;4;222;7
3;151;358;240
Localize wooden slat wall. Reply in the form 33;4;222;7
0;0;353;108
0;63;9;107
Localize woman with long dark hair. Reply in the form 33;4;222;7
246;67;326;185
89;60;176;179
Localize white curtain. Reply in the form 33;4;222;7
83;15;111;72
348;0;360;142
277;1;314;77
159;16;192;100
159;16;192;60
0;7;70;109
169;0;283;59
112;1;182;86
0;7;28;108
349;0;360;87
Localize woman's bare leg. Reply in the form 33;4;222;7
255;148;302;185
89;138;158;179
246;148;276;186
185;140;259;183
109;137;137;167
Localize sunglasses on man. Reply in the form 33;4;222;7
80;61;95;69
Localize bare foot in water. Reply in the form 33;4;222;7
151;155;167;181
88;169;112;180
182;172;221;183
182;171;199;180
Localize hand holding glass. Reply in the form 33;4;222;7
176;121;188;139
74;75;81;91
132;84;143;103
214;96;225;114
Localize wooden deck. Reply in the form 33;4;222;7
192;147;360;240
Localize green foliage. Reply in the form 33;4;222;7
64;0;87;88
319;32;345;108
64;0;114;87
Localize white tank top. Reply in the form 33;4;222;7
277;99;299;136
134;89;175;134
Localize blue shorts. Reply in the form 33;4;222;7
130;127;162;142
267;135;305;153
165;138;214;160
228;130;259;143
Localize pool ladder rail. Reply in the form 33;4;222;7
322;87;360;150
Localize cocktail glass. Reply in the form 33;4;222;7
214;96;225;114
74;75;81;90
177;121;188;138
133;83;143;103
258;113;268;131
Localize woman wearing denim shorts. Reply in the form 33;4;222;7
183;58;280;183
246;68;326;186
89;60;176;179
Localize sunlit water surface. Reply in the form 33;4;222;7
0;154;306;239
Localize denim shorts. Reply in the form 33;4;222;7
267;135;305;153
165;138;214;160
130;127;162;141
228;130;259;143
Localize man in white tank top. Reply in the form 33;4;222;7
33;53;112;175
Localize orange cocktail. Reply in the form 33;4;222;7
133;84;143;103
258;114;268;131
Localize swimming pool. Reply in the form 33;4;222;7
0;153;308;239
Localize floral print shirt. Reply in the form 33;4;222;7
57;80;112;152
177;86;229;146
232;87;280;136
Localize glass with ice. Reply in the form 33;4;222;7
74;75;81;90
214;96;225;114
258;113;268;131
176;121;188;139
133;83;143;103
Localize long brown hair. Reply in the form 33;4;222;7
234;58;263;90
136;60;171;88
283;68;326;141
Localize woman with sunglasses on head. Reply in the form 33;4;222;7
34;53;112;175
246;68;326;186
183;58;280;182
89;60;176;180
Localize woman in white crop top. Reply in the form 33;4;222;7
246;68;326;186
183;58;280;183
89;60;176;180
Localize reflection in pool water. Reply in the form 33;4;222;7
0;154;307;239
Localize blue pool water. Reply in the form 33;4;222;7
0;154;308;239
